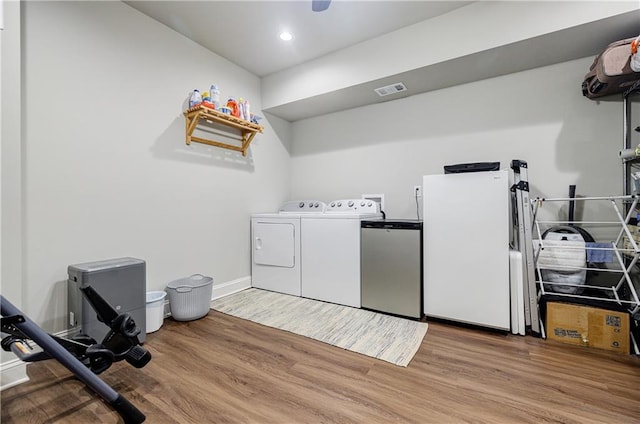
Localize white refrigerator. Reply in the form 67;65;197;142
423;170;510;330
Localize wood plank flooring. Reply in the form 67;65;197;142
2;310;639;423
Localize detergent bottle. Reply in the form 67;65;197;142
210;84;221;110
227;97;239;118
189;89;202;108
238;97;246;121
243;99;251;122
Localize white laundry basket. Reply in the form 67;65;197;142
146;291;167;333
166;274;213;321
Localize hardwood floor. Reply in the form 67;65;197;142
2;310;639;423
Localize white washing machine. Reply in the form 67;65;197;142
251;200;326;296
301;199;382;308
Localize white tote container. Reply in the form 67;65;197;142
146;291;167;333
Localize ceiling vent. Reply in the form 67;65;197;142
374;82;407;97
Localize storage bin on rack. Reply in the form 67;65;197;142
536;231;587;294
166;274;213;321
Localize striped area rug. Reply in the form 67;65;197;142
210;288;427;367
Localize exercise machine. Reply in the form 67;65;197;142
1;285;151;423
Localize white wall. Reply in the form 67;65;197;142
263;1;638;109
1;0;29;387
18;1;291;332
2;0;23;311
290;57;633;224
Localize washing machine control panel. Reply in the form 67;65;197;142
327;199;379;213
279;200;326;213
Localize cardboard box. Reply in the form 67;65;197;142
546;302;630;354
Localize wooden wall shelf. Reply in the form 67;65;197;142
184;105;264;157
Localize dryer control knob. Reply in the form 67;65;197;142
361;202;365;207
330;202;336;207
299;202;305;208
348;200;354;207
337;202;342;207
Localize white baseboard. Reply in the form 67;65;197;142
0;358;29;391
211;276;251;301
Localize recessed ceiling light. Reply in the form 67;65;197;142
279;32;293;41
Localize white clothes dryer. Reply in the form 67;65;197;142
301;199;382;308
251;201;326;296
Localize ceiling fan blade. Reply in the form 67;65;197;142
312;0;331;12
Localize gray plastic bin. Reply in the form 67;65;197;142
166;274;213;321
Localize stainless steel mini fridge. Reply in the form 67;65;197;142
360;220;423;319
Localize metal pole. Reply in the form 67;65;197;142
624;93;631;196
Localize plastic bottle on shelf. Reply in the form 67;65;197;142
189;89;202;108
238;97;246;121
243;99;251;122
227;97;239;118
210;84;221;110
201;91;215;109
